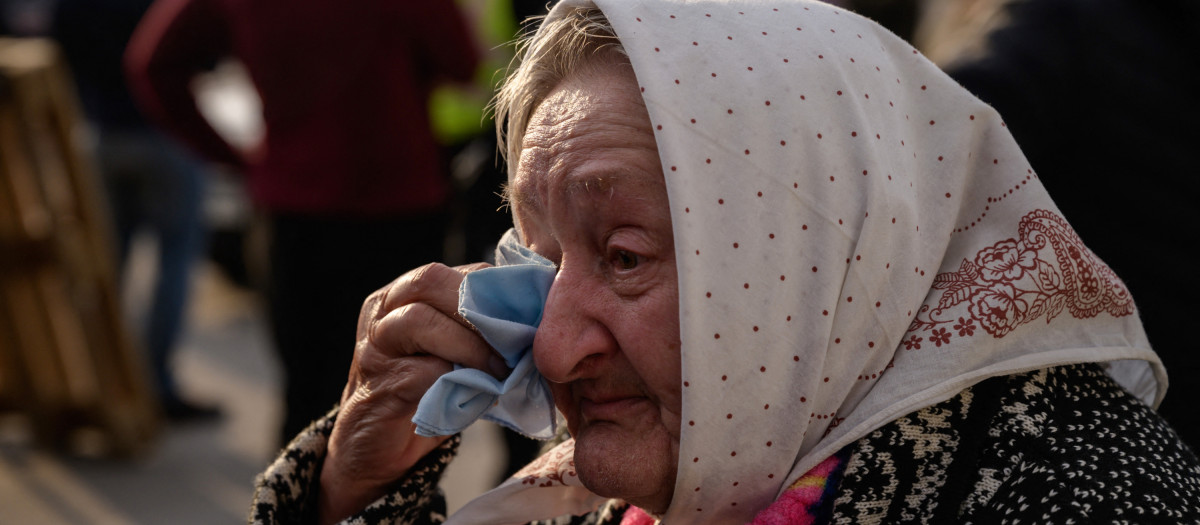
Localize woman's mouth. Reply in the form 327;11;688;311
579;396;648;423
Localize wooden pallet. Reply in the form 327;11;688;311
0;38;160;457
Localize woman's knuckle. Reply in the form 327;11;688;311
354;349;388;379
407;263;455;297
390;302;430;334
358;291;383;323
365;285;386;304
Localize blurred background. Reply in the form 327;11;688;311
1;0;1195;522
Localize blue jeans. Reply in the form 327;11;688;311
98;129;206;404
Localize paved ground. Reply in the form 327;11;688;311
0;244;505;524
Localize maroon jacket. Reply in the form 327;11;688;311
125;0;479;216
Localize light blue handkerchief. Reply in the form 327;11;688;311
412;229;558;439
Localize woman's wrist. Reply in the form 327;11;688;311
316;458;390;525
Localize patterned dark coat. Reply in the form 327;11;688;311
251;364;1200;524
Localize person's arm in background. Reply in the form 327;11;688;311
124;0;245;168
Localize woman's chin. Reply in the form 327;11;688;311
573;421;677;513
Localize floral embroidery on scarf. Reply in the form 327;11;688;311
908;209;1134;342
518;440;578;487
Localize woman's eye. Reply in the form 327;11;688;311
614;250;640;270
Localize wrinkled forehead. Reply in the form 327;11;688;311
509;59;657;221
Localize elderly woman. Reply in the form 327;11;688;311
251;0;1200;523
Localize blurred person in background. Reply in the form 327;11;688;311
124;0;480;445
915;0;1200;451
50;0;215;421
0;0;51;36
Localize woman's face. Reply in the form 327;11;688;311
511;59;682;514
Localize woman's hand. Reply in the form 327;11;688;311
317;262;503;525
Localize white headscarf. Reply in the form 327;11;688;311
450;1;1164;523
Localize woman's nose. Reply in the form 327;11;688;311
533;266;615;383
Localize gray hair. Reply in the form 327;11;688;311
492;5;627;178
